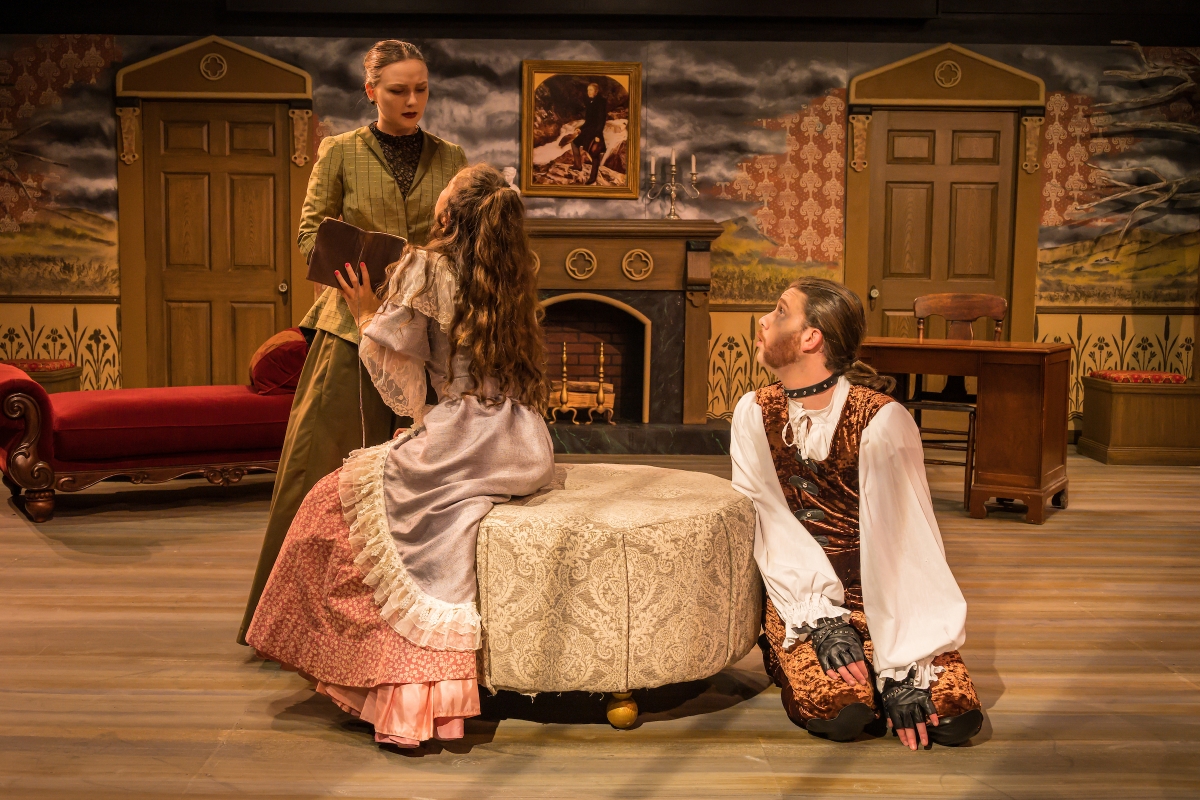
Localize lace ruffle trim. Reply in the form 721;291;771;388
875;658;945;693
780;593;850;652
338;437;481;652
391;250;456;333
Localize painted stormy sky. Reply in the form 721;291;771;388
10;36;1194;248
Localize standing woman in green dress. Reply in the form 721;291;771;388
238;40;467;644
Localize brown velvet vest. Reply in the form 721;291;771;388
755;381;894;612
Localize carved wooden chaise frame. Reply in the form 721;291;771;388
3;391;278;523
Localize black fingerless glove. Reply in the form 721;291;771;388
881;671;938;732
809;616;866;674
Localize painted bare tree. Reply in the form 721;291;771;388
1071;41;1200;246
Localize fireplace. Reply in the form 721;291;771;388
543;294;650;423
528;218;726;452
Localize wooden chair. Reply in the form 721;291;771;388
905;293;1008;507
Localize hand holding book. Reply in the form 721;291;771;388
336;262;381;330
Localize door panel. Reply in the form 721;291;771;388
884;182;933;278
163;173;210;270
888;130;935;164
229;174;275;269
167;302;212;386
952;130;999;164
229;121;275;156
867;110;1016;338
144;102;291;386
232;302;278;384
884;310;919;339
161;120;209;154
948;183;997;278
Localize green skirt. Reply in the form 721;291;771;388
237;330;398;645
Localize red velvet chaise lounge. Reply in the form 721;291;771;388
0;363;293;522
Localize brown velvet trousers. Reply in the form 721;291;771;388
237;330;398;645
761;597;981;726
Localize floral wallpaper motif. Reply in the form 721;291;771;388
1037;312;1194;424
1039;92;1133;230
707;312;774;420
716;91;846;266
0;304;121;390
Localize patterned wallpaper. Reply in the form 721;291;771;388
0;303;121;389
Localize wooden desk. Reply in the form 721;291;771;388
859;337;1072;524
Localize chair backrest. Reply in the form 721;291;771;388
913;293;1007;341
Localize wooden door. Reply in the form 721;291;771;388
866;110;1016;339
143;102;291;386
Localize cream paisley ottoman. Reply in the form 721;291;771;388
476;463;761;727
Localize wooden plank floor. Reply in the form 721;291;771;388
2;450;1198;799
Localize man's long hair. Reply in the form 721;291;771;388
788;277;896;394
422;163;549;412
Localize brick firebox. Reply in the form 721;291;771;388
543;299;645;422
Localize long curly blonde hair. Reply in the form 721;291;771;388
420;163;549;412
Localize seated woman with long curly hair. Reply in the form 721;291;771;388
246;164;553;747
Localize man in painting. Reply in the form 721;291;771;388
570;82;607;185
730;277;985;749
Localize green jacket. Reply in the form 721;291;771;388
298;126;467;343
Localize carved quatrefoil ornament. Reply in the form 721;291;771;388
565;248;597;280
199;53;228;81
621;249;654;281
934;60;962;89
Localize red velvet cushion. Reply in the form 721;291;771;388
2;359;75;372
250;328;309;395
49;385;294;462
1089;370;1187;384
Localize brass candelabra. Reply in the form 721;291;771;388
647;152;699;220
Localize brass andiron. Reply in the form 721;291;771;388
546;340;616;425
590;342;615;424
547;342;578;424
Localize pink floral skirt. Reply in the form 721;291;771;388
246;471;480;747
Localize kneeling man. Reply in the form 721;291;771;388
731;277;984;749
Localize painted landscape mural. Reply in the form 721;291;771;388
0;35;1194;414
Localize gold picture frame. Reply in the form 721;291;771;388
520;60;641;199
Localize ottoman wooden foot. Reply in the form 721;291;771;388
606;692;638;729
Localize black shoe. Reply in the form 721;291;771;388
805;702;875;742
928;709;984;746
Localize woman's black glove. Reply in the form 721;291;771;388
809;617;870;686
881;671;940;750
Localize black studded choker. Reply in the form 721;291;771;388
783;374;840;399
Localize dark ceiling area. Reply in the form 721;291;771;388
5;0;1199;44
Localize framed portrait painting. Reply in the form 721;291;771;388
520;60;641;199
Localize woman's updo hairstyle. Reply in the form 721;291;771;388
787;276;896;394
363;40;426;99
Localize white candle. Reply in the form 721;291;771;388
691;154;697;173
650;156;656;175
671;149;676;166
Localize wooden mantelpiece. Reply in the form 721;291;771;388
527;219;723;425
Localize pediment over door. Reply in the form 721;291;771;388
116;35;311;100
850;43;1044;108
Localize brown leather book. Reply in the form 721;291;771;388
306;218;407;292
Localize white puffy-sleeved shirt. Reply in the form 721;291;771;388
729;376;968;690
358;249;473;425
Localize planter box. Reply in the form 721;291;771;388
1077;376;1200;465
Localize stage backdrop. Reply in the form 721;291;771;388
0;35;1194;416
